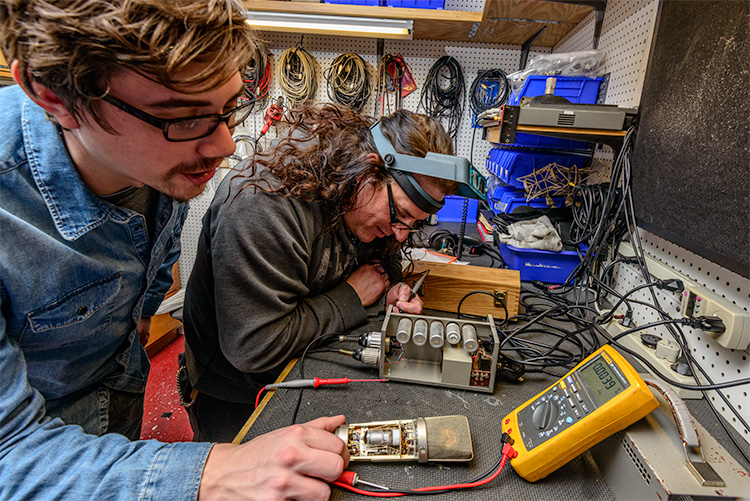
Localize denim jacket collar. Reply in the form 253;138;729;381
22;97;114;242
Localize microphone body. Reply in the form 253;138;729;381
335;415;473;463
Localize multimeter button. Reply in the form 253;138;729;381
567;398;576;408
581;404;589;413
571;383;578;392
532;401;559;430
574;409;581;419
576;393;583;402
563;389;570;398
552;386;558;392
566;416;573;424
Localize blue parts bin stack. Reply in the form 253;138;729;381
487;75;603;283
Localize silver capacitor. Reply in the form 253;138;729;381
445;322;461;345
461;324;478;353
412;319;428;346
429;321;445;348
395;318;412;344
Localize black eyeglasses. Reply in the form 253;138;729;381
100;91;256;142
387;183;424;232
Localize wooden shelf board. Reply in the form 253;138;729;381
244;0;591;45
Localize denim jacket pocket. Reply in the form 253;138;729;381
21;274;122;347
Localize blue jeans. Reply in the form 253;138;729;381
46;385;145;440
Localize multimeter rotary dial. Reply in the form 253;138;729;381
531;400;559;430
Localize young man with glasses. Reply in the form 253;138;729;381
0;1;348;499
181;105;459;443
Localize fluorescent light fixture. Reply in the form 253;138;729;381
246;11;413;40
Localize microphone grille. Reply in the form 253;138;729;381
424;415;474;461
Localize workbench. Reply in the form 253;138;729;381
234;306;750;500
235;318;617;500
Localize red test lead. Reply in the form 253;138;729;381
255;377;386;408
264;377;386;390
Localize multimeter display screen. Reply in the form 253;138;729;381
579;356;626;406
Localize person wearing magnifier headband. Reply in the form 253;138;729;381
181;104;490;443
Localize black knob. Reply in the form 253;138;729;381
384;153;395;165
532;400;559;430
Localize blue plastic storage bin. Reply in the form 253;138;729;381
487;181;521;205
497;242;582;283
386;0;445;8
495;192;565;214
436;196;478;223
487;149;588;188
507;76;603;106
508;132;592;150
323;0;384;5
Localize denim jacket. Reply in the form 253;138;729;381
0;85;211;498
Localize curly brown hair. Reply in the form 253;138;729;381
238;104;457;225
0;0;259;129
234;104;458;276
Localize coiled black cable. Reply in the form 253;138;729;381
324;52;371;112
418;56;465;140
469;68;510;121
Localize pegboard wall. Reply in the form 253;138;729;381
181;33;549;283
176;0;750;444
561;0;749;442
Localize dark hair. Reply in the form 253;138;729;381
236;104;457;225
233;103;457;276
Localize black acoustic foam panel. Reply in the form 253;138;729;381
631;0;750;277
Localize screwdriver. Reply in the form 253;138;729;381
408;270;429;300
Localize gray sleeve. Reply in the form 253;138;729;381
209;189;367;373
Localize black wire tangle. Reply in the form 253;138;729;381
469;68;510;123
418;55;466;141
324;52;372;112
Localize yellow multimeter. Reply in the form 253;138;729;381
502;345;658;482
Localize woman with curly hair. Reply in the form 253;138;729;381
181;104;458;442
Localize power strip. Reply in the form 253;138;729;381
604;316;703;400
618;243;750;351
679;285;750;350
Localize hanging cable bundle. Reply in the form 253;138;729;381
419;55;465;140
469;68;510;121
277;45;318;108
324;52;371;112
244;49;272;109
377;54;406;115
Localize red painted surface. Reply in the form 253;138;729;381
140;335;194;442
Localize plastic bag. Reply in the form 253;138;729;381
507;49;606;98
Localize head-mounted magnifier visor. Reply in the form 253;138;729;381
370;122;489;214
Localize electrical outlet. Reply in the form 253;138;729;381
618;243;750;352
679;285;750;351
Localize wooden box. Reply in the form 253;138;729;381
409;261;520;320
145;262;183;357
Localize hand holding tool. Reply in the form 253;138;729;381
409;270;429;300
